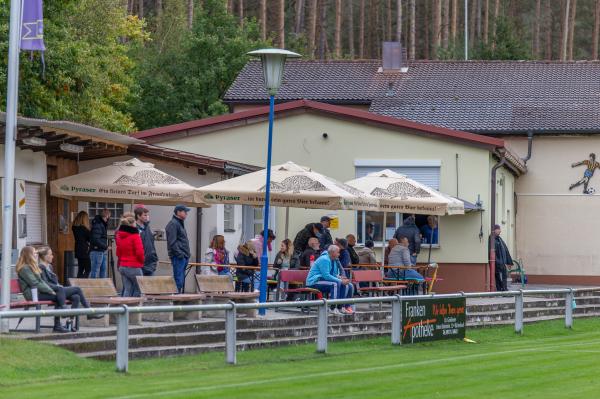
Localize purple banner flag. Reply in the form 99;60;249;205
20;0;45;51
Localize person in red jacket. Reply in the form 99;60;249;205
116;213;145;297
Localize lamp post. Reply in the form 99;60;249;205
247;48;300;316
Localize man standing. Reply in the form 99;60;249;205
493;224;513;292
319;216;333;251
90;208;111;278
394;215;421;265
345;234;360;265
134;206;158;277
166;205;191;293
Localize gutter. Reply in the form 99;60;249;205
489;154;506;292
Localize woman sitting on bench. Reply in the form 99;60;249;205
37;246;102;331
16;246;69;333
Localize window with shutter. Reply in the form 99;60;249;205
25;182;43;244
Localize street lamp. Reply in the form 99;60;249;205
247;48;300;315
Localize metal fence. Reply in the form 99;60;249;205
1;287;598;373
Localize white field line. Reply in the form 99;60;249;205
111;337;600;399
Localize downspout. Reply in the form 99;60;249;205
195;207;203;275
489;153;506;292
522;130;534;164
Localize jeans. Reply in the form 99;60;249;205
76;258;91;278
120;267;142;297
171;257;189;293
410;255;418;266
90;251;107;278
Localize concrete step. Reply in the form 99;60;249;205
50;319;392;353
82;329;394;361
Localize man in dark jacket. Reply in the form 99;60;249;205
166;205;191;293
493;224;513;291
134;206;158;276
393;215;421;265
299;237;321;268
291;222;323;268
319;216;334;251
89;209;111;278
346;234;360;265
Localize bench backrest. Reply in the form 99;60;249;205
136;276;178;295
195;275;234;293
3;279;22;294
279;269;309;283
69;278;118;297
352;270;383;283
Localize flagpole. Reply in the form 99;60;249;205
1;0;24;333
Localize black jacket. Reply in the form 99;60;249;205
165;215;190;259
300;248;320;268
494;236;513;267
348;245;360;265
293;223;318;254
394;217;421;255
39;264;60;291
90;215;108;251
72;225;91;259
235;251;258;280
138;222;158;274
319;229;333;251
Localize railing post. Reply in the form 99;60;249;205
515;290;524;335
116;305;129;373
565;289;574;329
317;299;328;353
225;302;237;365
391;295;402;345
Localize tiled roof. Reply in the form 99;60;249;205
225;60;600;133
224;60;397;103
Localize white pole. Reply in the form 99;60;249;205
1;0;23;333
464;0;469;60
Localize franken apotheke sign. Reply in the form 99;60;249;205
401;297;466;344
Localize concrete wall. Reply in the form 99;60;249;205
158;112;497;272
507;136;600;283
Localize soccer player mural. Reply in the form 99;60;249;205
569;153;600;194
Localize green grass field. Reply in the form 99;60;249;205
2;318;600;399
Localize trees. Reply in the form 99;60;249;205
128;0;266;130
474;17;530;60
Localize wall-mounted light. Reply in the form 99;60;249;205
60;143;84;154
22;137;47;146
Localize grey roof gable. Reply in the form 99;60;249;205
225;59;600;134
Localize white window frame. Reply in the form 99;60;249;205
223;204;235;232
88;202;125;231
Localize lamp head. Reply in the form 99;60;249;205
247;48;301;96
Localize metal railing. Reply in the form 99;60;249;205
0;287;598;373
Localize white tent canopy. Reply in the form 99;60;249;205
195;161;379;211
345;169;464;216
50;158;206;206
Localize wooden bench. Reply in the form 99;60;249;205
69;278;144;326
196;275;258;317
2;279;56;332
276;269;323;302
352;270;407;296
137;276;206;322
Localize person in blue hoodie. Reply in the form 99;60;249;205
306;245;354;314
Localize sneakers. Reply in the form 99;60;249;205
329;307;340;314
86;313;104;320
341;307;354;315
52;324;69;333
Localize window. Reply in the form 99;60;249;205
223;204;235;232
415;215;439;246
242;205;276;243
355;161;441;245
88;202;124;231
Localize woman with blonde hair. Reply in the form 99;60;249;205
16;246;69;333
72;210;91;278
204;234;230;276
273;239;293;280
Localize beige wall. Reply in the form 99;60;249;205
507;136;600;277
160;112;497;265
